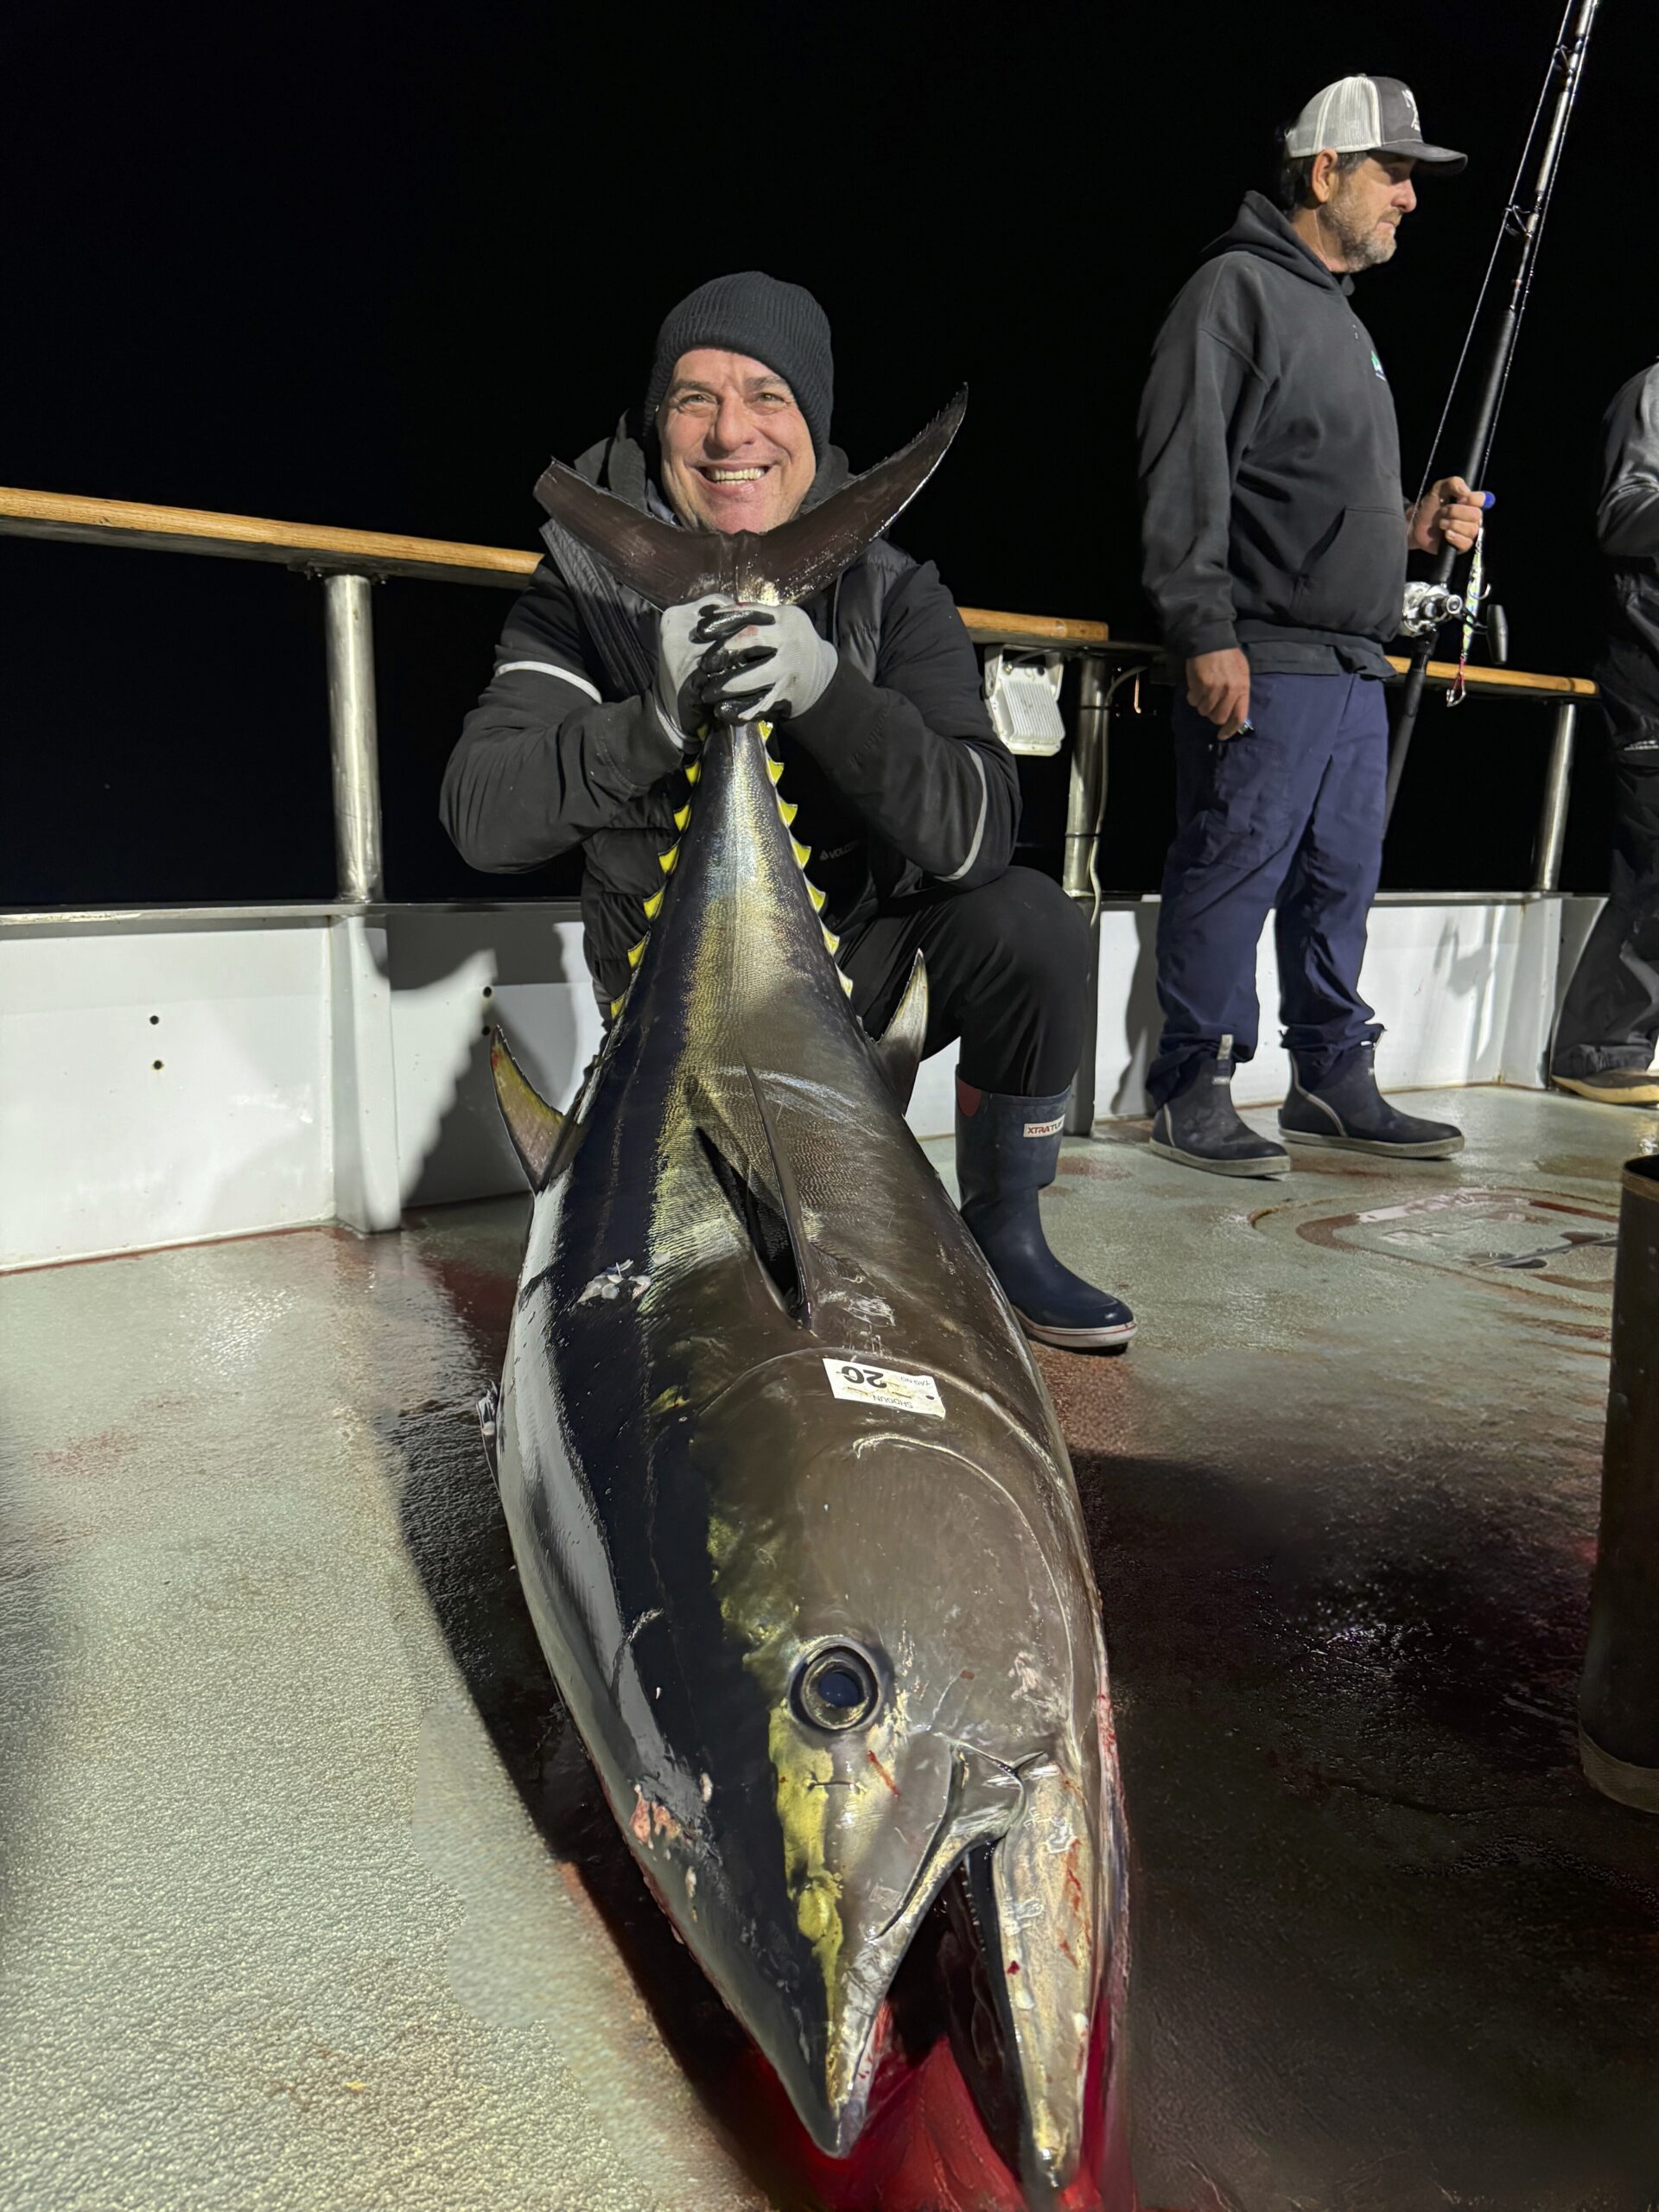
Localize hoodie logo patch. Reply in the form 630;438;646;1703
1370;349;1388;381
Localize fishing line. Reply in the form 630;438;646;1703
1409;0;1571;516
1386;0;1600;825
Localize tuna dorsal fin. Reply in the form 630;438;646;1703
531;388;968;612
489;1027;565;1189
869;952;929;1110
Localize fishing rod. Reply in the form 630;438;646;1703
1383;0;1602;827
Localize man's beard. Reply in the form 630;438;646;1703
1322;192;1399;270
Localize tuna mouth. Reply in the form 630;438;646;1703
746;1846;1121;2212
776;1751;1114;2205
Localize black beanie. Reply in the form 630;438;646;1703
643;271;834;457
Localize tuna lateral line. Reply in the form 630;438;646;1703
1383;0;1601;826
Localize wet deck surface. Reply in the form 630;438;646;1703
3;1084;1658;2210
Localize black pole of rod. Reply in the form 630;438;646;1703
1383;0;1600;829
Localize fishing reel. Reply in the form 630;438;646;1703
1401;582;1464;639
1400;577;1509;664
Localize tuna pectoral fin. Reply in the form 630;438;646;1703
489;1027;565;1189
869;952;929;1109
690;1065;823;1326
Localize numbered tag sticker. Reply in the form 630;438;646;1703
823;1357;945;1418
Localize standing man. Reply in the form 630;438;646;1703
1138;76;1488;1176
1550;363;1659;1105
442;271;1136;1347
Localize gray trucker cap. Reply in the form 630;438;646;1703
1286;75;1466;174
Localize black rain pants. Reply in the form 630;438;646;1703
841;866;1089;1099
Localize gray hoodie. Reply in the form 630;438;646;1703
1137;190;1408;677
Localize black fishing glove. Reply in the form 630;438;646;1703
653;597;747;744
691;603;839;726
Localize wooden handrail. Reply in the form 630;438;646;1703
0;485;1602;687
0;485;1109;648
1078;636;1599;702
1382;654;1598;699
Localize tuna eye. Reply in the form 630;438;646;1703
795;1645;880;1732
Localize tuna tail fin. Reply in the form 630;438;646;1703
531;388;968;611
868;952;929;1111
489;1027;565;1189
752;388;968;605
531;459;731;608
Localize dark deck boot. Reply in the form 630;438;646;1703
1148;1049;1290;1179
1280;1042;1464;1159
1552;1066;1659;1106
955;1077;1135;1351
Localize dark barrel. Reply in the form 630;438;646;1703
1580;1153;1659;1810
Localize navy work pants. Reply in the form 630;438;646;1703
1148;670;1388;1106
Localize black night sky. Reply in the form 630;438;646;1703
4;0;1649;911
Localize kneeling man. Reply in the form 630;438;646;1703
442;270;1134;1348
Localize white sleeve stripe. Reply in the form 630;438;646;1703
495;660;602;704
939;750;989;883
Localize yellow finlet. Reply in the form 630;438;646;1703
626;936;647;969
643;887;664;920
822;926;840;955
659;843;680;875
673;804;690;831
766;756;785;785
839;970;855;997
778;799;798;827
609;995;626;1019
806;881;826;912
758;719;775;743
791;839;812;868
685;759;702;785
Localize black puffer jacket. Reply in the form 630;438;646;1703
441;419;1016;1010
1595;364;1659;755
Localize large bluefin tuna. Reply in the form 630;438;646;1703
480;399;1135;2210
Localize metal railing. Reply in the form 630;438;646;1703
0;484;1597;1132
0;484;1110;908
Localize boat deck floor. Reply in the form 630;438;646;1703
3;1084;1657;2211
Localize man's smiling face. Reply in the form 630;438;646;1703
657;348;817;535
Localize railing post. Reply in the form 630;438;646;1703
322;571;384;904
1531;699;1577;894
1063;652;1109;1136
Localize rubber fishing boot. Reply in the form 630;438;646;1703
1148;1045;1290;1179
1279;1041;1464;1158
954;1077;1136;1351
